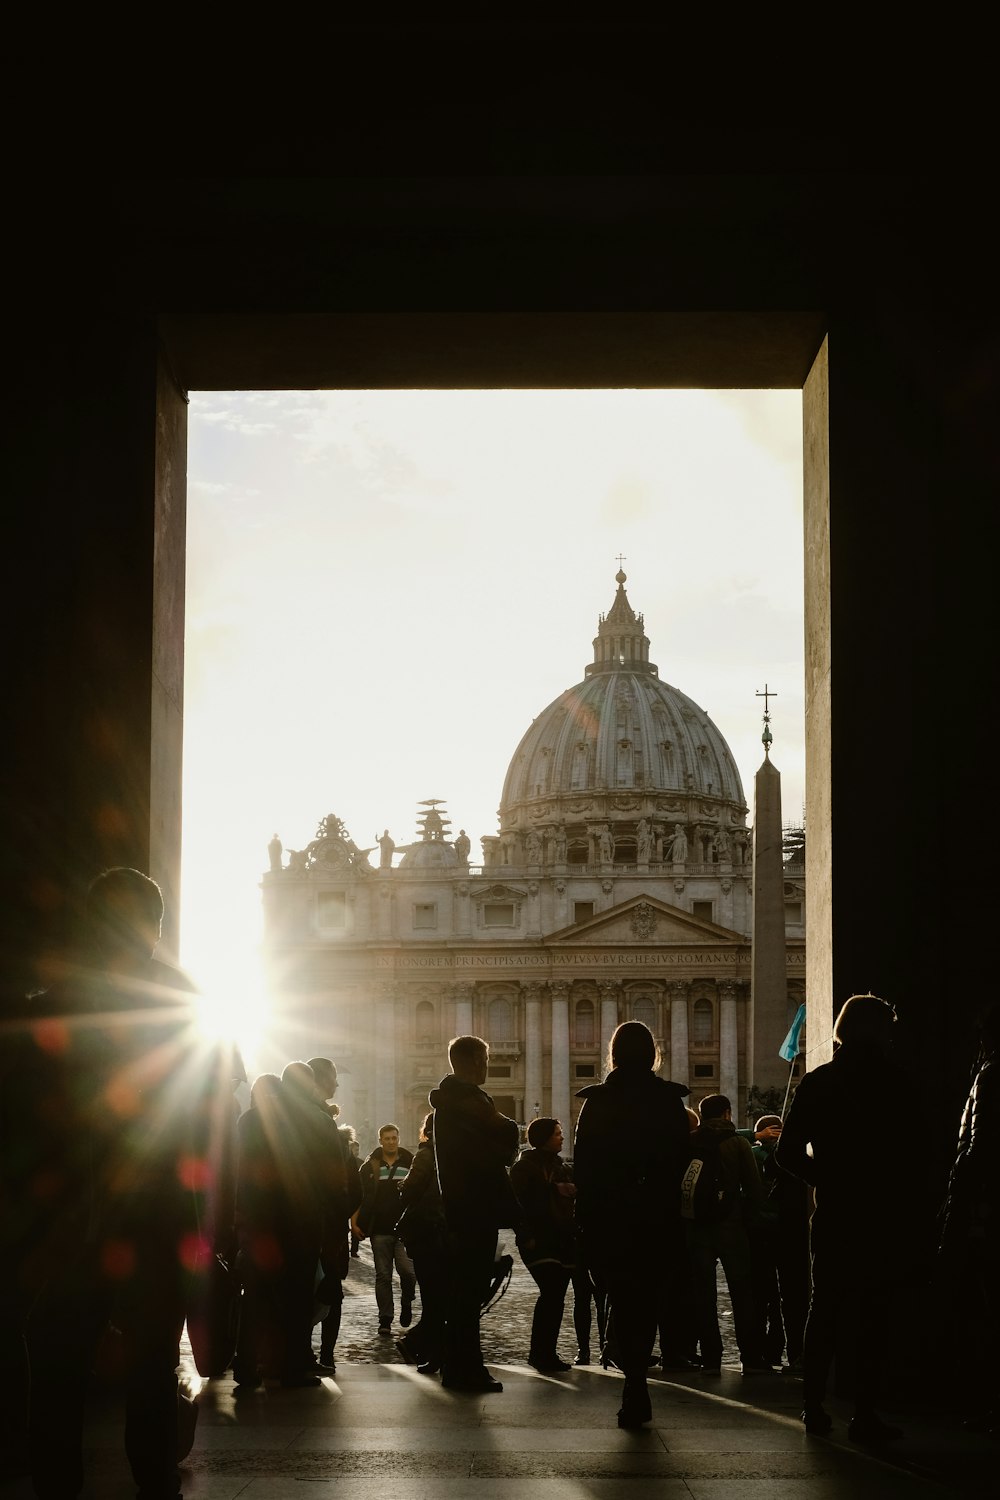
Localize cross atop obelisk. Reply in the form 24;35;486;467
756;683;777;756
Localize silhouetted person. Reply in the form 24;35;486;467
274;1061;345;1385
306;1056;362;1373
776;993;914;1443
232;1072;287;1386
510;1117;578;1372
683;1093;769;1377
750;1113;810;1370
573;1021;690;1429
938;1002;1000;1436
430;1034;520;1392
15;867;237;1500
394;1111;448;1373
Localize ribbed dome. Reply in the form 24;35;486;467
498;572;746;835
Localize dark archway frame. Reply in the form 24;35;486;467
154;310;831;1062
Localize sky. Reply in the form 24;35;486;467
180;389;804;1064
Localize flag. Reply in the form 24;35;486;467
779;1002;807;1062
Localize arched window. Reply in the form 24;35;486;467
415;999;435;1044
693;997;714;1044
575;997;595;1048
632;995;656;1031
488;996;513;1043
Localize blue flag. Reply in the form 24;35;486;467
779;1002;807;1062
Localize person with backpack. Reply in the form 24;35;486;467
681;1093;770;1377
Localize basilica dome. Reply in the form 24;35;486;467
496;571;747;861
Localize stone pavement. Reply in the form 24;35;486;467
2;1240;995;1499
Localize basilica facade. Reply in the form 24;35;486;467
261;571;805;1151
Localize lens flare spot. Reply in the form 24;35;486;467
31;1018;70;1055
179;1232;213;1273
177;1154;214;1192
105;1078;142;1117
101;1239;136;1279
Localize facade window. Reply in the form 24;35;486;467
785;902;802;923
575;1062;597;1078
487;1063;512;1079
575;998;596;1047
415;999;435;1044
571;742;589;789
693;900;714;922
413;902;437;929
574;900;595;923
488;997;514;1042
693;1063;714;1079
692;997;714;1044
632;995;655;1031
484;901;515;926
317;890;346;928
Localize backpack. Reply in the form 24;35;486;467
679;1129;731;1223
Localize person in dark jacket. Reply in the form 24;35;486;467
749;1113;810;1371
776;992;916;1443
430;1034;521;1393
352;1125;415;1335
510;1117;579;1372
232;1072;287;1386
573;1020;690;1429
15;867;238;1500
684;1094;768;1377
306;1057;362;1373
394;1111;447;1373
277;1061;351;1383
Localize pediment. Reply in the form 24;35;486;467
548;894;744;947
471;881;528;904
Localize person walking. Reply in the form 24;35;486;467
394;1111;448;1373
683;1094;769;1377
776;992;918;1443
510;1117;578;1372
430;1035;521;1393
352;1124;416;1335
573;1020;690;1429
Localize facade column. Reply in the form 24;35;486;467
598;979;619;1073
522;980;543;1122
670;980;690;1087
453;981;474;1038
375;982;397;1130
719;979;739;1108
550;980;571;1127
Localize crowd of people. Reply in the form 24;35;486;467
2;867;997;1499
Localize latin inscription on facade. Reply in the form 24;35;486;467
371;950;782;970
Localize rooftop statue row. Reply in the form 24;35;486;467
266;807;474;878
